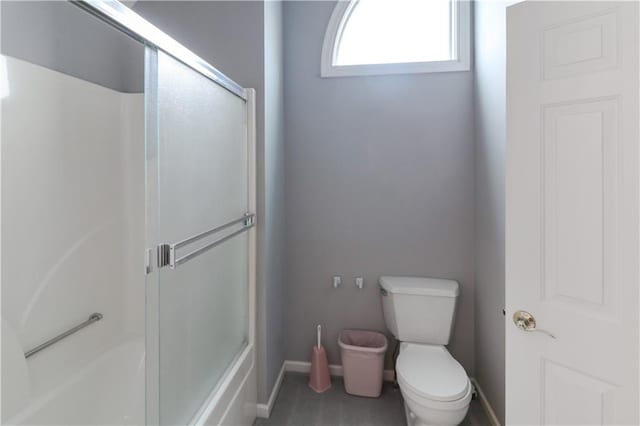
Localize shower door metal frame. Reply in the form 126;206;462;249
186;89;257;426
71;0;247;100
68;2;257;425
144;86;257;426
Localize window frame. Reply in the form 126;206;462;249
320;0;471;78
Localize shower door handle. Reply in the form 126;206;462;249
158;213;255;269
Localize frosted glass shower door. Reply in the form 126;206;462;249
146;49;253;425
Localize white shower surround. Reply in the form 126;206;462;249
1;55;145;423
6;338;145;425
2;54;258;426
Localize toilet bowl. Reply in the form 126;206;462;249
396;342;471;426
379;276;471;426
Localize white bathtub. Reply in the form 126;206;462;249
7;338;145;425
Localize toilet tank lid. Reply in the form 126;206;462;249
379;276;459;297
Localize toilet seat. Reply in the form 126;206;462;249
396;343;471;408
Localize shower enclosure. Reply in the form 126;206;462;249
1;1;257;425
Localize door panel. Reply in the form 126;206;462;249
146;48;253;425
506;2;639;424
542;359;616;425
542;98;618;313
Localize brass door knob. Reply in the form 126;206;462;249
512;310;556;339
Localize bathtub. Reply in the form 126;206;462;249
7;337;145;425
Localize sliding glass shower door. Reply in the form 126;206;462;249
145;48;252;425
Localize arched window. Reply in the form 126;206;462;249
321;0;470;77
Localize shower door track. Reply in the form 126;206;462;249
70;0;247;100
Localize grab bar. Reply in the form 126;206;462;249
24;313;103;359
158;213;255;269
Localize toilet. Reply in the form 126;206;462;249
379;276;471;426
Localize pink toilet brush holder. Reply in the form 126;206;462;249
309;325;331;393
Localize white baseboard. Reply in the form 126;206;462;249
470;378;501;426
284;360;395;382
256;362;286;418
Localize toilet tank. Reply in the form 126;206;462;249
379;276;459;345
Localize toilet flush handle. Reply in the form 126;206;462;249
512;310;556;339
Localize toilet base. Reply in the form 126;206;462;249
405;403;424;426
403;398;469;426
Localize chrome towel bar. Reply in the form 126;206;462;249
24;313;103;359
158;213;255;269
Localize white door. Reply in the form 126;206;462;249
506;2;639;424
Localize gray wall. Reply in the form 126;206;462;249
133;1;285;404
262;0;287;405
283;1;476;373
474;1;508;423
1;1;143;93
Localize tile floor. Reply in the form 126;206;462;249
254;373;490;426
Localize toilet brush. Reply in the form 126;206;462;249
309;324;331;393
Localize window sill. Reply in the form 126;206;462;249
320;59;471;78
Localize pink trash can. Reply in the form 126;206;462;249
338;329;388;398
